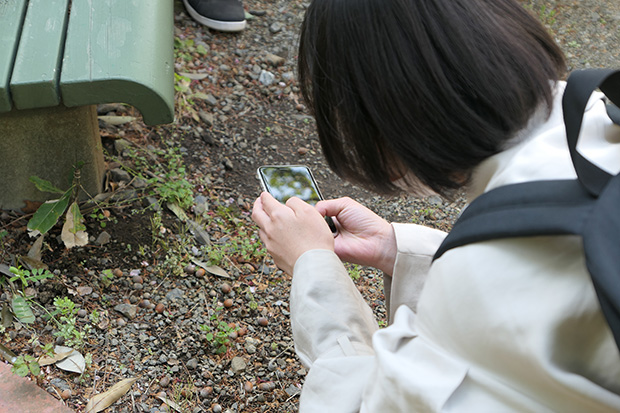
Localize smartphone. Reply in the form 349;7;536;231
257;165;338;234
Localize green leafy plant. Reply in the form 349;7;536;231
200;298;238;354
204;228;266;269
123;144;194;211
5;266;53;324
100;269;114;287
27;163;84;236
347;264;362;281
89;207;116;228
247;297;258;312
51;297;89;348
9;266;53;289
12;354;41;377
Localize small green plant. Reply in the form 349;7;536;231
9;266;53;289
174;36;208;62
90;309;100;324
100;269;114;287
12;354;41;377
51;297;89;348
204;228;266;269
206;246;227;267
201;321;237;355
5;266;53;324
27;163;85;238
347;264;362;281
246;288;259;311
201;298;238;354
89;207;116;228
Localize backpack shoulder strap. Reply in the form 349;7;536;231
432;179;593;261
564;69;620;195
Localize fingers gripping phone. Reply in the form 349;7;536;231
257;165;338;234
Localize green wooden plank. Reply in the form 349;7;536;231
10;0;70;110
60;0;174;125
0;0;28;112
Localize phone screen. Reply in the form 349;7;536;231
257;165;338;234
257;165;323;204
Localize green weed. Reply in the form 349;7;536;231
12;354;41;377
200;297;239;354
50;297;89;349
9;266;53;290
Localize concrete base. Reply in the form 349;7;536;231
0;105;104;211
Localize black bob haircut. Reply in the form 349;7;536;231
298;0;566;198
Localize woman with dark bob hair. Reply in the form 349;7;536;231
252;0;620;411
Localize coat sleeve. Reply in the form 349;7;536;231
290;224;451;412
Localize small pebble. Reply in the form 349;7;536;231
200;386;213;397
212;404;222;413
244;381;253;392
258;381;276;391
160;376;171;387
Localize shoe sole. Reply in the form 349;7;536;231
183;0;246;32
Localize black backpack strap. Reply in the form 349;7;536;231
433;179;593;261
563;69;620;196
607;103;620;126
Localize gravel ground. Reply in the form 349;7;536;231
1;0;619;412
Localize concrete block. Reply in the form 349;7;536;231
0;104;104;211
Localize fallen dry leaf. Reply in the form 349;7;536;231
54;345;86;374
61;202;88;249
38;348;74;367
85;377;138;413
156;395;183;412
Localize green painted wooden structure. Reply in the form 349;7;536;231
0;0;174;210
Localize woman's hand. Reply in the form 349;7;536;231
316;197;397;275
252;192;335;274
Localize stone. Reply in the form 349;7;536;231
165;288;184;301
263;52;285;67
259;70;275;86
199;110;215;126
95;231;111;246
113;303;138;319
230;357;246;374
269;22;283;34
113;138;132;154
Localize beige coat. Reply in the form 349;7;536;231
290;82;620;412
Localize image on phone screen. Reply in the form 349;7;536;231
257;165;323;205
257;165;338;234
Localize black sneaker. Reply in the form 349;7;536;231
183;0;246;32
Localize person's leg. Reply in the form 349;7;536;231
183;0;246;32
